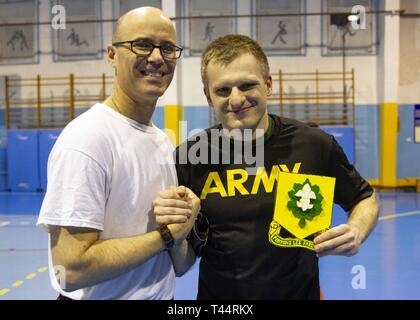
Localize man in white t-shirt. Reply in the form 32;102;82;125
37;7;199;300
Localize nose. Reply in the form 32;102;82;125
147;47;164;65
229;87;245;110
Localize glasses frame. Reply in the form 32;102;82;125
112;40;183;60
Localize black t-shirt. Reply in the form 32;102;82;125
175;115;373;300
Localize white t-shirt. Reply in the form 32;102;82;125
37;103;177;300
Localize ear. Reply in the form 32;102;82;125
107;44;117;68
203;86;213;108
265;75;273;96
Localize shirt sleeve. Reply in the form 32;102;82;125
37;148;107;232
328;137;373;212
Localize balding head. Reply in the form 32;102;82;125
112;7;174;43
107;6;178;107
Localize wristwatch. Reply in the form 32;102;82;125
157;224;175;250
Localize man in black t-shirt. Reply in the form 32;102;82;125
153;35;379;300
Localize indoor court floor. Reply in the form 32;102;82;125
0;190;419;300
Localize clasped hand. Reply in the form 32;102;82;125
153;186;201;243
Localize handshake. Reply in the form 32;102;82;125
153;186;202;246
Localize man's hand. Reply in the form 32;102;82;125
314;192;379;258
313;223;362;257
153;186;201;243
153;186;192;224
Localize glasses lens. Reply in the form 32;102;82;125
130;40;181;59
132;40;153;55
160;44;177;58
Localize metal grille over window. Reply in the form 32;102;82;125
115;0;162;16
0;0;38;65
254;0;304;55
323;0;376;55
52;0;103;61
185;0;234;54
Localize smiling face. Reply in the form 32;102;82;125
108;8;177;104
204;53;272;133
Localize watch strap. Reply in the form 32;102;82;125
158;224;175;250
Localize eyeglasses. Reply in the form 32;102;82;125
112;39;183;60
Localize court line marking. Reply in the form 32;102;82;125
0;217;37;228
0;248;47;253
0;221;10;227
379;210;420;221
0;266;47;298
0;221;32;228
0;213;37;215
0;289;9;296
0;192;43;196
0;225;37;229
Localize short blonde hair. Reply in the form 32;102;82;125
201;34;270;86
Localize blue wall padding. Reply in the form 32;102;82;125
0;174;7;191
321;126;355;164
7;130;40;192
183;106;210;139
152;107;165;130
397;105;420;178
354;105;379;180
39;130;62;191
0;127;7;191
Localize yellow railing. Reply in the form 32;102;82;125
5;74;113;129
269;69;355;126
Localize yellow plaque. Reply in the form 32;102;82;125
272;171;336;239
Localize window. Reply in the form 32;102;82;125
183;0;236;55
254;0;305;55
0;0;38;65
323;0;376;55
52;0;103;61
114;0;161;16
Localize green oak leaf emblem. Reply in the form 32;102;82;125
287;178;323;228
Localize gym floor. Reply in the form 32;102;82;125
0;190;419;300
